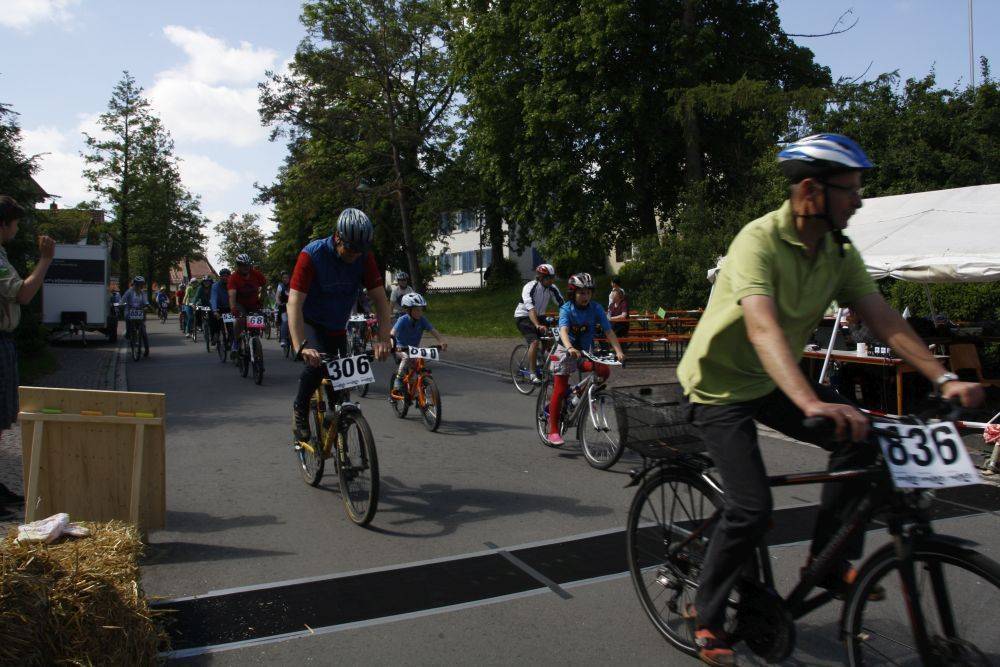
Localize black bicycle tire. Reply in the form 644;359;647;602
388;372;409;418
252;336;265;385
578;389;625;470
217;327;227;362
298;400;325;486
239;337;250;377
535;379;565;447
204;319;212;353
626;468;724;657
284;342;290;359
510;344;534;395
129;328;141;361
842;537;1000;666
337;411;379;526
359;380;369;397
419;376;442;432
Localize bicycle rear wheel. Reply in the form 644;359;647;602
217;326;227;362
843;537;1000;666
297;400;325;486
579;388;624;470
534;379;565;447
252;336;264;384
239;336;250;377
336;411;379;526
203;319;212;352
626;468;723;657
419;375;442;431
388;372;409;418
510;344;535;395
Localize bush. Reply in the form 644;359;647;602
484;256;520;290
885;281;1000;322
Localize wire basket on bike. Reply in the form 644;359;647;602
610;383;704;458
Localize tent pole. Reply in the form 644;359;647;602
819;308;845;385
923;283;936;319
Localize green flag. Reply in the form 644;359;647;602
657;307;667;318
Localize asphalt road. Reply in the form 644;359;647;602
132;318;1000;665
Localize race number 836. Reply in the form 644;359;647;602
874;422;980;489
879;424;960;467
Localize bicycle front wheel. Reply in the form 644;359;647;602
843;537;1000;666
626;468;723;657
510;344;535;395
534;379;563;447
239;337;250;377
129;328;142;361
217;327;227;362
252;336;264;385
388;372;408;418
203;320;212;352
297;400;325;486
336;411;379;526
419;376;442;431
578;388;624;470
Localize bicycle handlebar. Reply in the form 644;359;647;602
801;395;964;444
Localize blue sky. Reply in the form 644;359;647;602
1;1;996;267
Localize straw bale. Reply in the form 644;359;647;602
0;521;169;665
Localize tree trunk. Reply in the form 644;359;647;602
119;116;131;286
390;144;423;290
681;0;704;185
483;198;505;265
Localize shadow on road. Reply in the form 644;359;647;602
360;476;613;539
142;541;294;565
434;419;527;437
164;510;283;533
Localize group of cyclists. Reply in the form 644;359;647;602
119;132;992;664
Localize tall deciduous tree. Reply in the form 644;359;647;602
260;0;457;289
83;71;158;284
215;212;269;270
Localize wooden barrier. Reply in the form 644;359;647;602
18;386;166;530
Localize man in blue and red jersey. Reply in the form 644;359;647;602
288;208;392;441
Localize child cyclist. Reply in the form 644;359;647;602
390;293;448;397
547;273;625;445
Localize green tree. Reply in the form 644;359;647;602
260;0;457;289
215;212;268;270
82;71;158;284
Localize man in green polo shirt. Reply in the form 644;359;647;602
677;134;983;666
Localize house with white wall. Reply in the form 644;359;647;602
424;210;540;290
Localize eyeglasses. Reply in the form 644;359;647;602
821;181;865;198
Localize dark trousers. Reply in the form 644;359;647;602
294;322;348;413
690;382;878;630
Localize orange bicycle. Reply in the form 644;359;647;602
387;345;443;431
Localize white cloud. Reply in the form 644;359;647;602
147;26;276;148
162;25;278;86
176;153;242;196
0;0;79;30
21;125;91;205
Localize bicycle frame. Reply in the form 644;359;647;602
399;358;433;408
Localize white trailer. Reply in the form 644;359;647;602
42;242;117;341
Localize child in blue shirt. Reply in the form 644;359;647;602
391;292;448;394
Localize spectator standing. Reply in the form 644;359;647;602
607;287;630;339
0;196;55;511
389;271;414;320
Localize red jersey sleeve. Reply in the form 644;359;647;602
252;268;267;289
290;252;315;292
362;252;384;290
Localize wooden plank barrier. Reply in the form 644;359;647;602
18;386;166;530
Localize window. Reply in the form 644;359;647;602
459;210;477;232
474;248;493;270
439;213;453;235
451;252;462;273
461;250;476;273
439;252;451;274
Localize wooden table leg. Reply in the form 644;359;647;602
129;424;146;526
25;421;44;522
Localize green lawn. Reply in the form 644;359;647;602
425;274;611;337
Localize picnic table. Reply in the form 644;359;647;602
802;348;950;415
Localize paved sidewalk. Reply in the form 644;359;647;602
1;341;121;531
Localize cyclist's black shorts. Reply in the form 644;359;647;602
304;319;348;357
516;316;541;343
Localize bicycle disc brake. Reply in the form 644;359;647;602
735;580;795;662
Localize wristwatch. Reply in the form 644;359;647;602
934;372;960;392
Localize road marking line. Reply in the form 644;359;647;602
485;541;572;600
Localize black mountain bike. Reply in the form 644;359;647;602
618;385;1000;665
216;313;234;363
236;312;266;385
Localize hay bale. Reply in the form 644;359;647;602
0;521;169;665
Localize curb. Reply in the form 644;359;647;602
436;358;509;379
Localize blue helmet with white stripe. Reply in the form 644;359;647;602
777;133;873;182
336;208;374;252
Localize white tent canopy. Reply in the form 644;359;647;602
848;183;1000;283
707;183;1000;285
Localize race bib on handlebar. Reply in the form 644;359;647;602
247;315;266;329
126;308;145;321
325;354;375;391
407;346;440;361
873;422;981;489
222;313;236;323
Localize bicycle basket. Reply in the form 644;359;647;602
610;383;704;458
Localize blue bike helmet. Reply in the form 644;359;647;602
777;133;873;182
